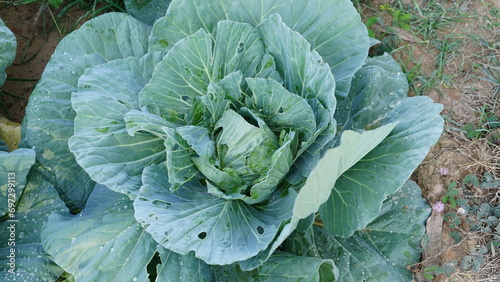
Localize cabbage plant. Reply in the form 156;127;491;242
0;20;66;281
15;0;443;280
0;18;16;88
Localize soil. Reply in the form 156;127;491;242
0;2;94;123
1;0;499;280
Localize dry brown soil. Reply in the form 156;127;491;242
0;2;91;123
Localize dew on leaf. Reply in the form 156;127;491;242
388;100;400;108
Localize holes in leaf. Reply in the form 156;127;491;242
159;39;169;48
152;200;171;209
213;127;223;138
278;107;284;114
199;178;207;186
242;114;259;127
146;251;161;281
70;208;82;215
257;226;264;234
95;127;109;133
237;42;244;53
181;95;190;102
198;232;207;239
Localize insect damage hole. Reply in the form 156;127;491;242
237;42;245;53
198;232;207;239
257;226;264;234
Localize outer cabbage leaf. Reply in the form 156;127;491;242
285;180;430;281
69;53;165;198
321;96;443;237
0;18;16;86
212;251;338;281
124;0;171;26
0;170;66;281
23;13;152;211
291;123;397;225
335;53;408;132
317;53;443;238
41;184;160;281
149;0;369;98
0;148;35;216
134;163;296;265
156;249;212;282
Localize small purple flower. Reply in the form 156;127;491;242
432;201;445;212
438;167;449;176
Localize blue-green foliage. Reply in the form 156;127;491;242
6;0;444;280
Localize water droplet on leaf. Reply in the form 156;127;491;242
389;100;400;108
